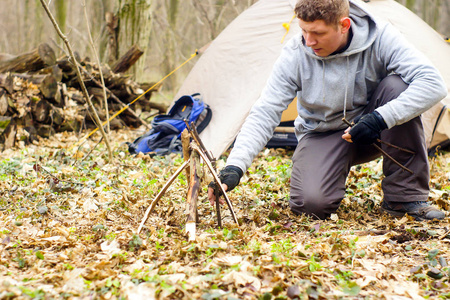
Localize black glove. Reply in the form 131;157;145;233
349;111;388;145
208;165;243;193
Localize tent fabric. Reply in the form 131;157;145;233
175;0;450;159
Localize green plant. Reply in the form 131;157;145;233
307;255;322;272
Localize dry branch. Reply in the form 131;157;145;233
39;0;112;161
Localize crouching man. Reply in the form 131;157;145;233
208;0;447;220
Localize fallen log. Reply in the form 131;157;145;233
36;124;55;139
0;74;14;94
32;98;52;123
39;74;58;100
1;118;17;150
0;73;46;85
111;44;143;73
50;107;65;127
0;43;56;73
0;90;8;116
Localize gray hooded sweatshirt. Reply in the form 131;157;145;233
226;0;447;173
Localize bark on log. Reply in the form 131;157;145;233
140;82;162;100
32;99;52;123
0;74;14;94
0;90;8;116
0;73;46;85
50;107;64;127
146;101;168;114
24;126;38;144
1;118;17;150
39;75;58;100
58;117;82;133
111;44;143;73
0;43;56;73
0;53;15;62
0;116;11;130
36;124;55;139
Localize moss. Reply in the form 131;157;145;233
0;117;11;129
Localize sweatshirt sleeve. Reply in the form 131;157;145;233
374;23;447;128
226;38;301;173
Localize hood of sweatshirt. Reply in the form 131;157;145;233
300;1;378;60
296;0;378;125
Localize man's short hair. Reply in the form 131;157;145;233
295;0;350;26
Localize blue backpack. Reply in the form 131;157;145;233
128;93;212;155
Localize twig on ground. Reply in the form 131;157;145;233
73;137;103;167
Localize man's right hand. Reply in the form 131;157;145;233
207;165;243;206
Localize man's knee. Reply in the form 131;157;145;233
289;190;340;220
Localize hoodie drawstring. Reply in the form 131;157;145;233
322;60;326;102
343;56;349;120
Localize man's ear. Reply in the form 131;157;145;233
340;17;351;33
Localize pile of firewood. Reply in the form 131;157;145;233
0;43;166;151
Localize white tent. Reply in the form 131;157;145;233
175;0;450;158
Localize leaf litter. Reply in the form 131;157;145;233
0;129;450;299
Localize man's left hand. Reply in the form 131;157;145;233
342;111;388;144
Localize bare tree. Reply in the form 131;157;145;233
116;0;153;82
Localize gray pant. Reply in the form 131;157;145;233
289;75;429;219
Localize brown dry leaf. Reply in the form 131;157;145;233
1;128;449;299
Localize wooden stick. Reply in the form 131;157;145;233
184;121;223;227
184;121;222;226
190;122;215;162
191;143;239;225
215;188;222;228
342;118;413;174
136;159;190;234
181;129;191;186
186;152;200;241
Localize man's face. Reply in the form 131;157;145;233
299;19;349;57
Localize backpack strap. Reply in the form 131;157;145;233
195;105;212;134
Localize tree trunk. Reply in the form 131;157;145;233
116;0;152;81
54;0;67;35
105;12;119;66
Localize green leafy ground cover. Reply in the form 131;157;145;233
0;129;450;299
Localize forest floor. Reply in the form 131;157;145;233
0;128;450;300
